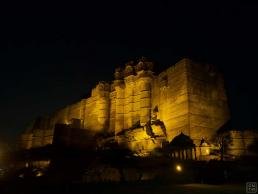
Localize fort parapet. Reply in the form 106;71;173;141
20;57;230;154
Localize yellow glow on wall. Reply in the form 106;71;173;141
121;124;167;156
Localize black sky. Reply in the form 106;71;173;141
1;1;258;144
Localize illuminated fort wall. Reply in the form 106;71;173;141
20;58;230;150
153;58;230;143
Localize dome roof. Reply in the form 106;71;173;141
114;67;123;80
124;61;135;77
169;132;195;148
135;56;154;72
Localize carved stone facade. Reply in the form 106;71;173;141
20;58;230;155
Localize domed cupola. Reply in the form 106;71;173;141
124;60;135;77
114;67;123;80
135;56;154;72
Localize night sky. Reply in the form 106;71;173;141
1;1;258;144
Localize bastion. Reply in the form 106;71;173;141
20;57;230;155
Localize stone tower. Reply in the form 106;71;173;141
20;57;230;151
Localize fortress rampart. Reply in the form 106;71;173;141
20;57;230;153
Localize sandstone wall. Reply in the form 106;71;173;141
21;82;111;149
153;59;190;141
20;117;55;149
112;65;154;135
151;59;230;144
227;130;258;157
20;58;230;152
113;80;125;134
84;82;110;131
109;90;116;132
187;60;230;144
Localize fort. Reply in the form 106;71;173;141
20;57;231;157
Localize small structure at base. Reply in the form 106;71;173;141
167;132;196;160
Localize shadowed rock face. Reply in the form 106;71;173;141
20;58;230;155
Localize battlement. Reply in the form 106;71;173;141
20;58;230;154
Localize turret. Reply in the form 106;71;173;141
113;57;155;134
96;81;110;131
113;67;125;134
135;57;154;125
123;61;136;129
